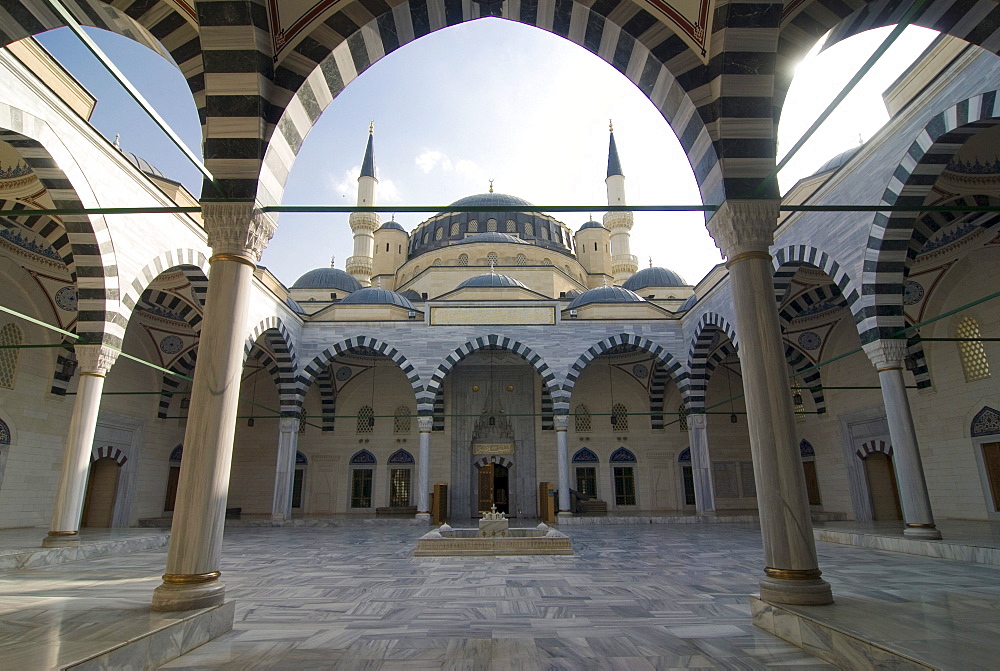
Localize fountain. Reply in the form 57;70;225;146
414;505;573;556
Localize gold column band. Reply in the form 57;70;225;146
725;250;772;268
877;366;903;372
161;571;222;585
78;371;106;378
209;252;257;268
47;530;79;537
906;523;937;529
764;567;823;580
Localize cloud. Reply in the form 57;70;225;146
416;150;450;173
414;150;488;190
327;165;402;203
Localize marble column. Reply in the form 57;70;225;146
555;415;572;516
862;340;941;539
687;413;716;516
707;200;833;606
271;417;300;523
43;345;120;547
151;202;276;612
416;416;432;521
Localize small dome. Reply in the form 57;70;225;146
447;193;534;209
400;289;422;302
290;267;362;292
120;149;164;179
814;147;860;176
454;232;527;245
578;220;606;232
378;220;405;232
285;296;306;315
563;289;582;300
677;294;698;312
339;287;416;310
458;273;528;289
568;286;645;309
623;267;686;291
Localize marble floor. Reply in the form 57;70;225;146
3;522;1000;669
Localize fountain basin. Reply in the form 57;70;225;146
414;523;573;556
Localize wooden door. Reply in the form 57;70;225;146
163;466;180;512
864;452;902;521
803;461;822;506
478;464;494;513
81;457;119;527
983;442;1000;509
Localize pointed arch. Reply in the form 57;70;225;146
971;406;1000;437
119;251;210;324
564;333;688;408
861;91;1000;343
424;334;559;408
157;348;196;419
91;445;127;466
245;317;301;414
349;449;377;465
687;315;738;412
772;245;859;312
572;447;599;463
857;440;893;460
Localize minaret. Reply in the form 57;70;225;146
346;123;381;287
602;121;638;285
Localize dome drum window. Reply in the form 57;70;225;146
487;218;498;232
458;254;469;267
506;220;516;232
486;252;499;266
435;227;444;240
451;222;460;236
469;220;479;232
516;254;527;266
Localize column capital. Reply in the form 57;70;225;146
74;344;119;376
554;414;570;432
706;199;780;259
202;201;277;261
417;416;433;433
688;413;708;430
862;339;908;370
279;417;299;433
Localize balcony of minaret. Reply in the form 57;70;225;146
349;211;380;232
603;210;634;230
346;256;373;279
612;254;638;277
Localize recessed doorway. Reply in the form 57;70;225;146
477;463;510;515
863;451;902;521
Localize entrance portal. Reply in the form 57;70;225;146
478;463;510;514
82;457;120;528
864;451;902;521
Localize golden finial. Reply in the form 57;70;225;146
649;256;653;268
609;119;613;133
369;120;374;134
489;178;494;194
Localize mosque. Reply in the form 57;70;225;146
0;1;1000;667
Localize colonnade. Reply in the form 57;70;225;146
40;199;949;611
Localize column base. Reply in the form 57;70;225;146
696;510;717;517
151;578;226;612
904;524;942;540
270;513;289;525
556;511;574;522
759;571;833;606
415;512;431;522
42;531;79;548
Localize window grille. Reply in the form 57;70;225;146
678;404;688;431
468;220;479;232
614;467;636;505
575;404;592;432
506;220;516;232
357;405;374;433
0;323;22;389
487;252;498;266
435;227;443;240
525;222;533;236
487;218;497;232
458;254;469;267
516;254;527;266
611;403;629;432
451;222;460;236
394;405;411;433
957;316;990;382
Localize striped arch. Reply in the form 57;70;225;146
300;336;422;407
778;285;849;327
772;245;859;310
857;439;893;460
139;289;203;332
564;334;688;415
784;343;826;414
245;317;301;414
119;250;210;324
0;198;76;276
254;1;724;208
425;334;560;411
0;128;119;346
0;1;206;135
687;314;739;412
157;349;196;419
904;320;932;390
315;368;336;432
649;359;673;430
91;445;126;465
540;386;554;431
861;91;1000;343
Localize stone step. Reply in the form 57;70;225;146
0;529;170;573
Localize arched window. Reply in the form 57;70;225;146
458;254;469;267
435;227;443;240
678;404;688;431
610;447;637;505
542;257;551;265
540;226;550;240
433;258;442;266
611;403;629;432
451;222;460;236
574;404;592;432
357;405;374;433
957;316;990;382
394;405;411;433
572;448;599;497
349;450;376;508
468;219;479;232
0;323;23;389
486;252;499;266
0;417;10;445
506;219;516;232
487;218;497;232
515;254;527;266
678;447;695;506
524;222;533;236
422;230;430;244
387;449;414;507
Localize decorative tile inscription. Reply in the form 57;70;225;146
430;306;554;326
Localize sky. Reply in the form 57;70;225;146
35;19;937;289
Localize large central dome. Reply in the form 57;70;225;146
445;192;534;210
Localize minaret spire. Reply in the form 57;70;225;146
346;124;381;287
603;121;638;285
